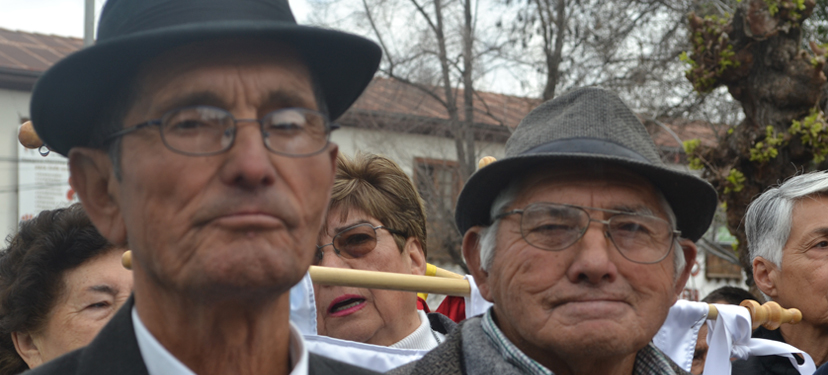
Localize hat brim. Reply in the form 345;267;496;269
31;20;381;156
455;153;718;242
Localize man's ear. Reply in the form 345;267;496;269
462;227;493;302
11;331;43;369
68;147;127;245
753;256;778;299
404;237;427;276
673;239;698;300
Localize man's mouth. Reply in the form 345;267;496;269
328;294;367;317
211;212;285;230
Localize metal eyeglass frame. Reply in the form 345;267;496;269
103;105;339;157
493;202;681;264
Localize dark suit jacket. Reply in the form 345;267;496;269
25;296;378;375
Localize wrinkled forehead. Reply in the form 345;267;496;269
128;39;316;115
511;163;666;215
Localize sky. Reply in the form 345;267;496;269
0;0;528;96
0;0;311;38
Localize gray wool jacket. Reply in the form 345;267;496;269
387;316;524;375
387;316;689;375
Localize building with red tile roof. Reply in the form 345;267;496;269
0;28;740;294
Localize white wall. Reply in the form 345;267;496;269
0;88;31;243
684;251;746;301
331;126;507;177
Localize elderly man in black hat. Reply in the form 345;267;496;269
26;0;381;374
392;87;718;375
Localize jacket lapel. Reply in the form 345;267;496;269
76;295;149;375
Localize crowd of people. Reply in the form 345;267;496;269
0;0;827;374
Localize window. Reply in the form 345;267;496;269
705;253;742;280
414;158;463;264
702;209;742;280
414;158;462;216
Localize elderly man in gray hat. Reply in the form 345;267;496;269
25;0;381;374
392;87;718;375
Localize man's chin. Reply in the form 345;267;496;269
540;323;651;358
181;272;301;302
174;257;307;302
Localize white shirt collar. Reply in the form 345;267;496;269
388;310;443;350
132;306;309;375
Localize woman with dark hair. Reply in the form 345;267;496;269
0;203;132;373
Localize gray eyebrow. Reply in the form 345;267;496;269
154;90;314;119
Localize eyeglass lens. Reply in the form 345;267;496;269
520;203;673;263
332;224;380;259
160;106;329;156
314;224;381;265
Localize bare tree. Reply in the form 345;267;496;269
354;0;497;181
492;0;748;131
307;0;519;268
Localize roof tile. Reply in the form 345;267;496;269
0;27;82;71
1;45;48;70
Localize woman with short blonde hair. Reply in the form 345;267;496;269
314;153;453;349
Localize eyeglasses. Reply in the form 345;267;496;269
493;202;680;264
315;223;404;265
104;106;337;157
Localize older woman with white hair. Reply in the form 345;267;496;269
733;171;828;375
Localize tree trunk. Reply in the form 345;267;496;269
542;0;566;101
685;0;828;287
461;0;477;181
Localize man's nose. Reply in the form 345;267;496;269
565;221;619;284
218;121;277;189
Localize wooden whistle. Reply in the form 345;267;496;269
740;300;802;330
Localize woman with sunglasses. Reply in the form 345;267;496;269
313;153;454;349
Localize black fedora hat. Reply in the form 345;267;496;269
455;87;718;242
30;0;381;156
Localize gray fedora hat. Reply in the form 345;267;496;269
31;0;381;156
454;87;718;242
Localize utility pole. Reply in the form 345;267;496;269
84;0;94;46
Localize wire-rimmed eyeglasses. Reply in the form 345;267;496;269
315;223;405;265
493;202;681;264
104;105;337;157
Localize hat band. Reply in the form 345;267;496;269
519;138;651;164
98;0;296;40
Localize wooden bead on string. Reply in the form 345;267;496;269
122;250;133;270
18;121;43;149
740;300;802;330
